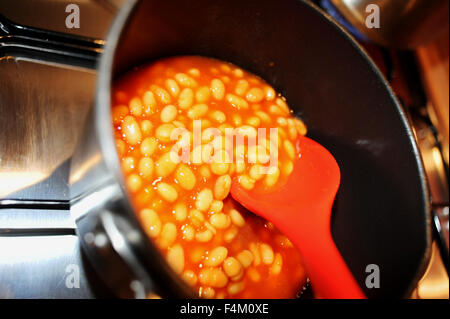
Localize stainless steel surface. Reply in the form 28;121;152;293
0;235;111;298
330;0;449;48
0;0;116;299
414;242;449;299
69;0;195;298
412;109;449;254
0;58;95;199
0;0;125;39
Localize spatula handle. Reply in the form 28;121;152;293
292;229;366;299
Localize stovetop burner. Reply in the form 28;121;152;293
0;0;448;299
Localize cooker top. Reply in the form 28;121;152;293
0;0;447;299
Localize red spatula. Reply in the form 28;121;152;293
230;135;366;299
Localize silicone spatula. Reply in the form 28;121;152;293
230;135;366;299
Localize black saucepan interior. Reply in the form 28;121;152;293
111;0;430;298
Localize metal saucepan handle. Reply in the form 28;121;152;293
0;14;103;69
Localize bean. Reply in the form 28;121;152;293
209;213;231;229
238;175;255;190
156;182;178;202
173;202;187;221
284;139;296;160
249;243;261;266
174;164;196;190
264;167;280;188
196;86;210;103
190;145;202;166
227;282;244;295
230;269;244;282
211;79;225;100
182;270;197;286
248;145;270;164
187;68;200;77
246;88;264;103
204;246;228;267
198;268;228;288
142;91;157;114
116;139;126;157
270;253;283;275
232;114;242;126
140;209;161;238
199;165;212;178
182;225;195;241
210;200;223;213
126;174;141;193
260;243;274;264
196;229;213;242
255;111;271;123
201;119;212;129
155;123;176;143
129;97;142;116
248;268;261;282
187;104;208;119
178;88;194;109
138;157;154;179
232;68;244;77
223;257;242;277
200;287;215;299
175;73;197;87
275;235;293;248
214;175;231;200
220;64;231;73
122;115;142;145
140;137;158;156
282;160;294;175
209;110;226;123
236;125;257;138
140;120;153;136
269;104;285;116
151;85;172;104
189;209;205;227
288;123;298;140
235;79;249;96
160;104;177;123
235;161;246;174
226;93;248;109
166;244;184;274
210;161;228;176
236;250;253;268
204;221;217;235
277;117;288;126
156;152;177;177
218;123;233;134
224;226;238;243
246;116;261;127
294;118;307;135
135;188;154;208
165;79;180;97
158;222;177;248
196;188;213;211
276;97;290;113
229;209;245;227
264;86;276;101
249;164;264;181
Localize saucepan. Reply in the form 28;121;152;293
2;0;431;298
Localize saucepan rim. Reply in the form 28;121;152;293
93;0;432;298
